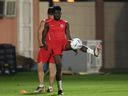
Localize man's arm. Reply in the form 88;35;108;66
38;20;44;47
65;22;72;40
42;22;49;50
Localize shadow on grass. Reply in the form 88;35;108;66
22;92;57;96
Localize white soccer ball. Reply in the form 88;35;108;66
70;38;83;50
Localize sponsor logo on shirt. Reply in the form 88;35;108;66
60;24;64;28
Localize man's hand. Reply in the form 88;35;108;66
43;43;48;50
39;42;44;48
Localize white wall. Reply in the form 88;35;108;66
39;2;49;22
54;2;96;41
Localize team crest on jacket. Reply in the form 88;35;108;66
60;24;64;28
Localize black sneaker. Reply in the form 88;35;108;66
58;90;63;95
47;87;53;93
34;86;45;93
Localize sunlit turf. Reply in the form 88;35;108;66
0;72;128;96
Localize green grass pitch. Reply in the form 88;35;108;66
0;72;128;96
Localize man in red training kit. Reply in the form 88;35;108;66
42;6;101;95
34;7;56;93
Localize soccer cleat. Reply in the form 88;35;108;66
94;44;102;57
58;90;64;96
47;87;53;93
34;86;45;93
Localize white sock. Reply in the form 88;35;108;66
48;86;53;89
39;84;44;87
87;47;94;55
57;80;62;90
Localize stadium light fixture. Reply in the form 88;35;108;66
53;0;60;2
67;0;75;3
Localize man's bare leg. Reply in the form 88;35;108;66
80;44;102;57
47;63;56;92
65;41;102;56
54;55;63;95
34;62;45;93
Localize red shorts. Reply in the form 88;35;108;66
50;39;68;56
37;39;68;63
37;47;54;64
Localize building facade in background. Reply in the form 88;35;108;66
0;0;128;72
0;0;40;59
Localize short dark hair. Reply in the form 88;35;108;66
53;6;61;12
47;7;54;15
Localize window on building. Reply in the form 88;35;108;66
0;0;4;17
5;0;16;17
